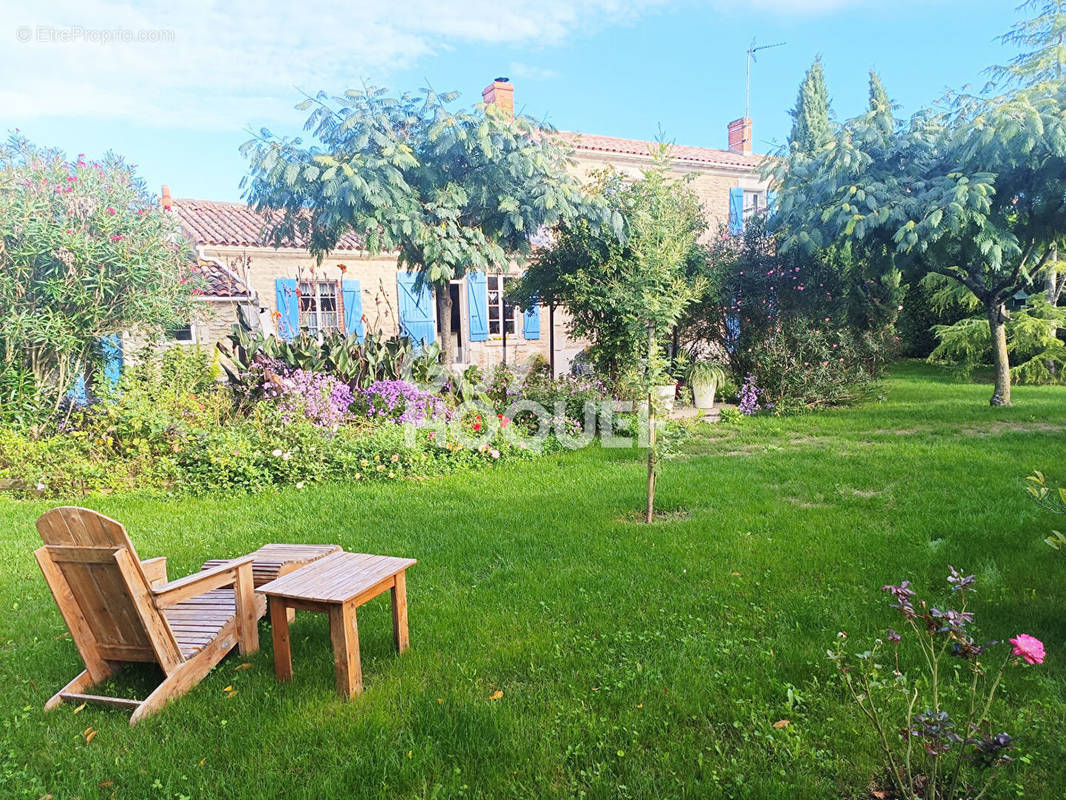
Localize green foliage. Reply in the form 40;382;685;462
751;321;888;411
242;85;605;364
688;217;894;408
1025;469;1066;553
788;57;833;155
928;291;1066;382
718;405;744;424
0;134;199;406
989;0;1066;87
513;153;706;382
772;5;1066;405
685;360;727;389
217;314;441;405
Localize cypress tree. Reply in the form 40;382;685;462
868;70;894;138
788;57;832;155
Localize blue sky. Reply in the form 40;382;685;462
1;0;1022;202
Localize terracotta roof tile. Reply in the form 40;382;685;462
172;199;363;251
554;131;765;170
190;258;252;299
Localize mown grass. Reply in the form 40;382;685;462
1;362;1063;799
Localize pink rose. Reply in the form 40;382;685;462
1010;634;1045;665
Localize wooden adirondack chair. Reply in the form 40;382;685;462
34;506;259;724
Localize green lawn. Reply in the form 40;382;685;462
2;362;1064;799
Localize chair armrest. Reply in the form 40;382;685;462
152;555;255;609
140;556;168;587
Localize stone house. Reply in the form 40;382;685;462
171;78;769;376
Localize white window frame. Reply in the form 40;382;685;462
298;280;341;338
486;274;518;338
742;190;764;222
166;323;197;345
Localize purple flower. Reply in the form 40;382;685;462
358;380;448;425
886;628;901;643
930;607;974;634
738;374;761;415
947;565;976;593
882;580;916;618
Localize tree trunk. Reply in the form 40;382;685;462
646;389;656;524
988;301;1011;407
645;322;657;523
1049;262;1060;380
436;285;455;371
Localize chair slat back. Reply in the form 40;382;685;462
36;507;177;663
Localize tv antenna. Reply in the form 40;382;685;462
746;38;786;121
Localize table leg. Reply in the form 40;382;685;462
270;598;293;682
329;602;362;699
391;571;410;654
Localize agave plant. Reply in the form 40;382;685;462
216;310;444;400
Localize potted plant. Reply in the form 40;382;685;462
686;361;726;411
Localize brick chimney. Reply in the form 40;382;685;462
727;118;752;155
160;184;173;211
482;77;514;120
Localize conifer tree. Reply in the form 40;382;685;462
788;57;832;155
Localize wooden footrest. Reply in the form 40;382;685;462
60;692;143;710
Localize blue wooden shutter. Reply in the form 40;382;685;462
467;271;488;342
766;189;778;219
342;279;364;341
101;335;122;385
522;299;540;340
396;271;435;347
275;278;299;340
728;187;744;235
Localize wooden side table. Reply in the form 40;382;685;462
258;551;417;699
201;543;342;620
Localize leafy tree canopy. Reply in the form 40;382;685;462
512;150;705;383
241;86;611;366
771;3;1066;405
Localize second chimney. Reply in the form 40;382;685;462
727;118;752;155
483;77;514;120
161;184;173;210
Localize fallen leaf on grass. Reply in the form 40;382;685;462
772;719;791;729
222;685;233;692
233;663;252;671
226;689;239;698
489;690;504;701
99;780;114;788
72;703;86;715
83;727;97;744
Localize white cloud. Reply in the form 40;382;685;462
1;0;666;130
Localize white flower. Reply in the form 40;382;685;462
272;448;283;457
282;452;292;461
295;481;305;489
35;482;46;491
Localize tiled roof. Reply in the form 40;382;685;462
553;131;764;170
172;198;364;251
190;258;253;299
